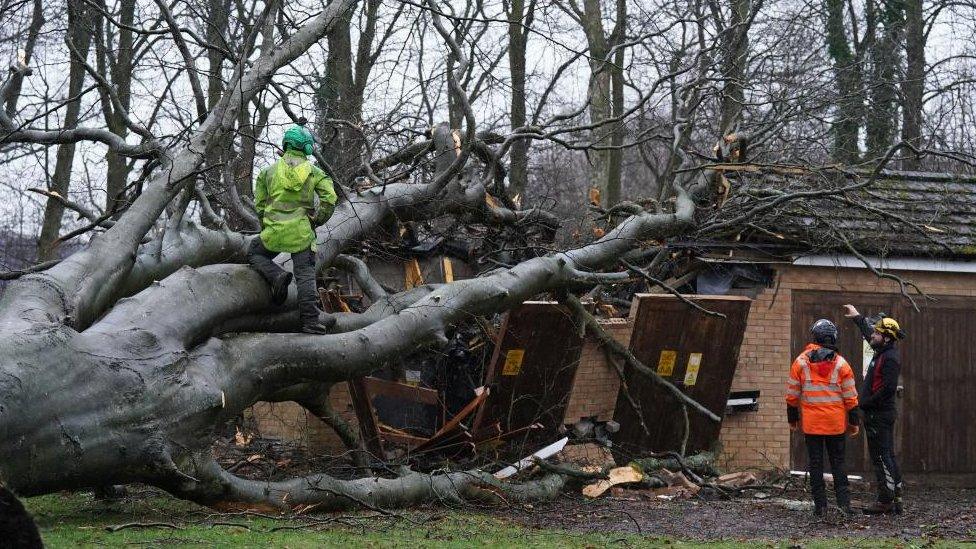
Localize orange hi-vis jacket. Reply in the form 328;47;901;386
786;343;859;435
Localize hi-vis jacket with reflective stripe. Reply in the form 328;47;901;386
255;150;337;253
786;343;859;435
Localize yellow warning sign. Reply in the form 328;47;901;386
684;353;703;386
502;349;525;375
657;350;677;376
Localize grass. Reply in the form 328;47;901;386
24;490;967;548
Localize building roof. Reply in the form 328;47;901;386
719;167;976;260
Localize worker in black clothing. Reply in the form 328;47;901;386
843;304;906;515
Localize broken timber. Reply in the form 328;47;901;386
473;302;585;456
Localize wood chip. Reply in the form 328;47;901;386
582;465;644;498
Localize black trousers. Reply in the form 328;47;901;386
865;409;902;503
805;433;850;509
247;238;320;324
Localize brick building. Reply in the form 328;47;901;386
250;169;976;484
720;259;976;484
717;168;976;484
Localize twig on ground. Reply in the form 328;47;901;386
105;522;182;532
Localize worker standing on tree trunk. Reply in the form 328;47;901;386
247;124;337;334
786;319;860;518
844;304;906;515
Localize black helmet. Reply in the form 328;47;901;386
810;318;837;345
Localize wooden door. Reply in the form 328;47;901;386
791;290;976;482
474;302;585;455
899;296;976;475
612;294;752;460
789;291;894;474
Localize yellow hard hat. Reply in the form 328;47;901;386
874;317;905;340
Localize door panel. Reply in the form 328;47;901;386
899;297;976;473
790;291;895;474
791;290;976;478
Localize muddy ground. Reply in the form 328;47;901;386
214;437;976;543
507;484;976;542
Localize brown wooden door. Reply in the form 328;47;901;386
789;291;893;474
791;290;976;480
612;294;752;460
899;296;976;474
474;302;585;456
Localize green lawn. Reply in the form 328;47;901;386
24;491;964;548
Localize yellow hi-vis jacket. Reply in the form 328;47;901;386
254;150;337;253
786;343;859;435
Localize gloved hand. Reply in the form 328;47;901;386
846;424;860;437
789;421;799;432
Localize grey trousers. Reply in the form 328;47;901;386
247;238;320;324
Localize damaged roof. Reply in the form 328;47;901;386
717;168;976;260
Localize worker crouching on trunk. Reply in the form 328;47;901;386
247;124;337;334
844;304;906;515
786;319;860;518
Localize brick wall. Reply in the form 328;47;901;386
246;382;358;454
562;318;632;423
719;264;976;471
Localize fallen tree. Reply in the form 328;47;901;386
0;0;947;513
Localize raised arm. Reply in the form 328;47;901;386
844;304;873;342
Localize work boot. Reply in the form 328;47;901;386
270;272;293;305
301;322;330;335
862;501;897;515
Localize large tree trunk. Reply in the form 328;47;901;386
578;0;624;207
105;0;136;217
718;0;753;135
865;0;904;159
506;0;534;199
825;0;862;163
900;0;924;169
36;1;94;261
317;0;383;184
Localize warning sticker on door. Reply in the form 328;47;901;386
502;349;525;375
657;350;677;376
684;353;703;386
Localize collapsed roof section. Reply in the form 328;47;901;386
690;166;976;262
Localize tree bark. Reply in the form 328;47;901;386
866;0;904;159
718;0;752;135
578;0;624;207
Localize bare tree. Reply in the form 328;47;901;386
36;1;95;261
504;0;535;199
0;0;972;514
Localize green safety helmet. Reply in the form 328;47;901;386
282;125;315;156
